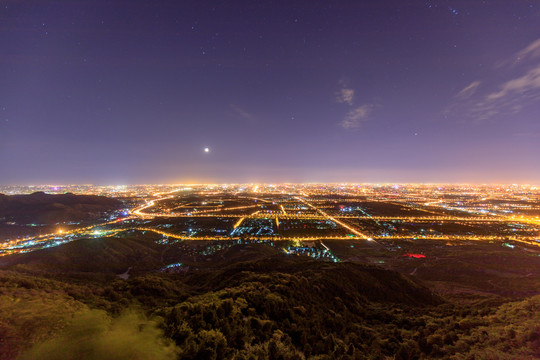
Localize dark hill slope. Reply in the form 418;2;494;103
1;235;437;307
0;192;122;224
1;235;163;275
1;236;539;359
1;233;437;306
186;258;440;306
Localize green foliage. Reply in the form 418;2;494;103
2;256;540;360
19;309;177;360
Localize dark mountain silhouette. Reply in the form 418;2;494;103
0;192;122;224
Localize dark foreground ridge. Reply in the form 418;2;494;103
1;235;539;360
0;192;122;224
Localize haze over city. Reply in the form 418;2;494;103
1;0;540;184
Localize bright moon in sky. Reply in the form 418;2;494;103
204;147;210;153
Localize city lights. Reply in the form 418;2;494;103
1;183;539;256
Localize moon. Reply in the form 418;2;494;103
204;147;210;153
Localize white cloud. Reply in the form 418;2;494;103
466;64;540;121
340;104;372;129
496;38;540;68
456;81;481;98
445;38;540;122
336;88;355;105
485;64;540;101
229;104;253;120
516;38;540;61
335;79;375;128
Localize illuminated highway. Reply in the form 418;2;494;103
294;196;374;241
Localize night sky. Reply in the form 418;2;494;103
1;0;540;184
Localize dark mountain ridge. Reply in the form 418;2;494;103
0;192;122;224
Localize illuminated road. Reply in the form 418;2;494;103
131;187;185;218
134;228;367;241
132;196;174;218
294;196;374;241
0;217;134;255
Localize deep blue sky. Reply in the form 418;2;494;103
1;0;540;184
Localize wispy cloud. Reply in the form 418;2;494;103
471;63;540;121
496;38;540;68
446;37;540;122
336;88;355;105
515;38;540;62
336;79;376;128
456;81;481;99
229;104;253;120
485;64;540;101
335;78;355;105
340;104;372;129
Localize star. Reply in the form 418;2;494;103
204;147;210;153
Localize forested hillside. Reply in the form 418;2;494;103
1;238;539;360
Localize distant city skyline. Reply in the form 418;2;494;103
1;1;540;184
